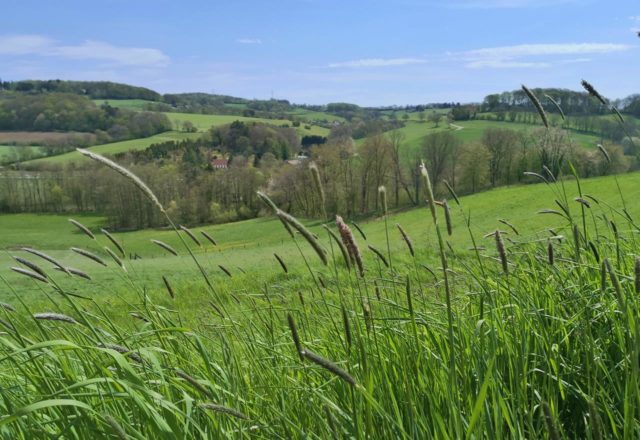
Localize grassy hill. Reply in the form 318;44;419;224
21;111;330;166
373;119;603;157
3;169;638;302
23;131;200;166
163;112;330;136
1;160;639;437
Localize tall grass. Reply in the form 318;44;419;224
1;155;639;438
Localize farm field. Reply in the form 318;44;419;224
23;131;200;166
163;111;330;136
379;119;603;156
0;131;90;144
285;108;345;122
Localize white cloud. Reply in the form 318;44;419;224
0;34;169;67
467;43;631;58
463;43;632;68
0;35;54;55
237;38;262;44
450;0;576;8
51;41;169;67
466;59;550;69
328;58;426;68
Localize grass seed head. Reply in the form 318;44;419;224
277;209;328;265
378;185;387;215
300;348;356;386
200;230;217;246
581;79;608;105
13;256;47;278
151;239;178;256
33;312;78;324
521;85;549;128
322;225;351;270
494;230;508;274
396;223;415;256
68;218;96;240
71;247;107;266
287;313;303;360
11;267;49;283
367;244;389;268
179;225;202;247
336;215;364;277
100;229;125;257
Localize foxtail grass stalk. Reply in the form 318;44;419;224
420;162;459;436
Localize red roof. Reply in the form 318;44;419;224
211;159;228;168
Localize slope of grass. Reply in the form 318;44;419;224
1;167;639;437
3;170;639;299
23;131;201;166
163;112;330;136
286;108;345;123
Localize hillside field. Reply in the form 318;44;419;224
2;157;640;437
163;111;330;136
2;169;638;306
23;131;201;166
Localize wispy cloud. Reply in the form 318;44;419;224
327;58;426;68
0;34;169;67
237;38;262;44
462;42;632;69
0;35;54;55
450;0;576;8
466;59;550;69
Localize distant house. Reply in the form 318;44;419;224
285;154;309;166
211;158;228;169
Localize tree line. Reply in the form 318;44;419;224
0;80;161;101
1;120;632;230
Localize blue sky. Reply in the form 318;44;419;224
1;0;638;106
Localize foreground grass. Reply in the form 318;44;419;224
1;168;640;437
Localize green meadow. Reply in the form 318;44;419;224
3;169;638;307
163;112;330;136
23;131;201;166
2;164;640;437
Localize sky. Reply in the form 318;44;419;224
0;0;638;106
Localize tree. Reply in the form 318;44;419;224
359;134;392;213
482;128;519;187
182;121;197;133
418;111;426;122
428;111;441;128
421;131;462;190
459;143;490;193
387;129;416;206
